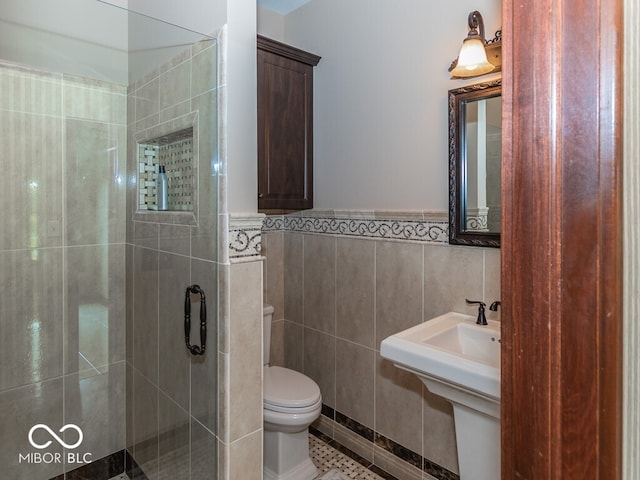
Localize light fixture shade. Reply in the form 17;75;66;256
451;38;495;77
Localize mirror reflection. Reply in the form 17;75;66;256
465;95;501;232
449;79;501;247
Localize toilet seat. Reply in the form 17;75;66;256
264;366;321;411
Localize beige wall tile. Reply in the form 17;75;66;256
422;388;458;474
65;120;126;246
158;251;191;410
284;232;304;324
190;258;219;433
0;248;63;390
185;259;218;432
375;353;423;454
335;339;375;428
263;231;285;367
65;245;125;374
303;234;336;334
0;66;62;116
336;237;375;348
132;246;159;383
132;221;159;250
135;78;160;122
423;244;484;322
276;228;501;477
269;319;285;367
160;60;191;111
375;241;424;347
224;429;263;480
0;112;63;250
108;244;127;365
262;231;285;319
158;224;191;256
227;261;263;441
283;320;304;372
191;44;217;97
303;328;336;409
63;82;126;124
126;245;135;365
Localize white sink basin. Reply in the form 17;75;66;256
380;311;500;402
381;311;502;480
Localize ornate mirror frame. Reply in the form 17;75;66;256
448;79;502;248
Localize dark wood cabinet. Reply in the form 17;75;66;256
257;35;320;212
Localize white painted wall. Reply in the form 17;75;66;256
257;6;285;41
278;0;501;211
225;0;258;213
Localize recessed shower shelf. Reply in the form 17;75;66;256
133;114;199;226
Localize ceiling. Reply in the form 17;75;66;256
257;0;312;15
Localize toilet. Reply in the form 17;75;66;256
263;304;322;480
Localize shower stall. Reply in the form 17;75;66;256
0;1;220;479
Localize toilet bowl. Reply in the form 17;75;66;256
263;305;321;480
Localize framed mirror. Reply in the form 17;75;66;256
449;79;501;248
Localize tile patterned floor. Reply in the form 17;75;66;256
108;434;391;480
310;434;387;480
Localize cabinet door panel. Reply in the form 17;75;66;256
257;37;319;212
259;53;311;207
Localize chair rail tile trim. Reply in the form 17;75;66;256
229;213;265;260
262;211;449;243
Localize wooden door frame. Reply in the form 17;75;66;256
501;0;623;478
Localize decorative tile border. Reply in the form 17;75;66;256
319;406;459;480
228;213;266;260
262;210;449;244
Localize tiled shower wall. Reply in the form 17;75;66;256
0;61;126;479
262;212;501;480
125;38;219;480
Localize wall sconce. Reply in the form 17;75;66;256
449;11;502;79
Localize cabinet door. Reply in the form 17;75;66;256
258;48;314;210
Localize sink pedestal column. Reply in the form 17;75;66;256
421;376;500;480
452;404;500;480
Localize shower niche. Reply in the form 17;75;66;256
134;115;199;225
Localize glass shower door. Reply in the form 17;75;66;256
0;2;219;479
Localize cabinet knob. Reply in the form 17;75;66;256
258;193;264;198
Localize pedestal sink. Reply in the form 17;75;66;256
380;312;500;480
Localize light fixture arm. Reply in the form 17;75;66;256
467;11;486;43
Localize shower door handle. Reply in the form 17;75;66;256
184;284;206;356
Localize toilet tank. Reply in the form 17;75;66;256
263;304;274;365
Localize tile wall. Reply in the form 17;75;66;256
262;211;501;480
0;61;127;479
125;38;219;480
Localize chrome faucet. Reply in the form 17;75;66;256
465;299;487;325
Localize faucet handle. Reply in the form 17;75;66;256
465;299;488;325
489;301;501;311
465;299;486;308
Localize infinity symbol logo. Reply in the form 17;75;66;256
28;424;83;450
